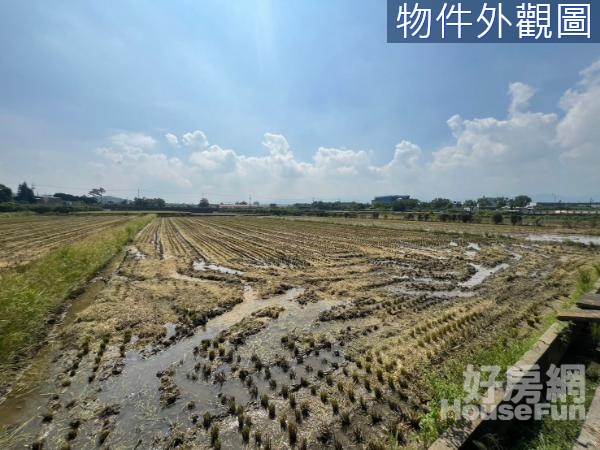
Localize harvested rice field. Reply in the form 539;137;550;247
0;215;598;449
0;215;133;270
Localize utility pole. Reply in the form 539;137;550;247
137;188;140;199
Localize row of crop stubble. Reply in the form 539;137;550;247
0;214;154;390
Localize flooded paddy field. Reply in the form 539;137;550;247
0;216;597;449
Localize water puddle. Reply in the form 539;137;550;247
164;323;177;340
0;284;345;448
127;246;146;260
459;262;510;288
392;286;476;298
193;260;243;275
91;286;340;447
467;242;481;251
522;234;600;246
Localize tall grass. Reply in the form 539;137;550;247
0;215;153;387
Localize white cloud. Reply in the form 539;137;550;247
556;61;600;165
262;133;292;157
181;130;208;148
189;145;238;172
92;60;600;202
508;82;536;116
383;141;422;173
96;132;191;188
165;133;179;147
313;148;370;175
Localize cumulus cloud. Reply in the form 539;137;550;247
508;82;536;116
189;145;238;172
313;148;370;175
97;132;191;188
181;130;208;148
93;60;600;201
262;133;292;157
556;61;600;165
165;133;179;147
384;141;422;173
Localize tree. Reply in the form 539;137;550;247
133;197;165;208
15;182;35;203
0;184;12;202
429;198;453;210
512;195;532;208
496;197;509;208
199;198;210;208
55;192;98;204
392;198;419;212
88;187;106;202
492;212;504;225
477;197;493;208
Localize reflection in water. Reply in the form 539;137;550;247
459;262;510;288
193;260;244;275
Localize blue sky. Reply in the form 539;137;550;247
0;1;599;203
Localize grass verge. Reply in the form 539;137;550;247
0;214;153;390
417;261;600;447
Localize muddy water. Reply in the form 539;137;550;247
459;262;510;288
193;259;244;275
390;258;515;299
0;274;110;429
522;233;600;246
95;286;341;448
0;283;341;449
